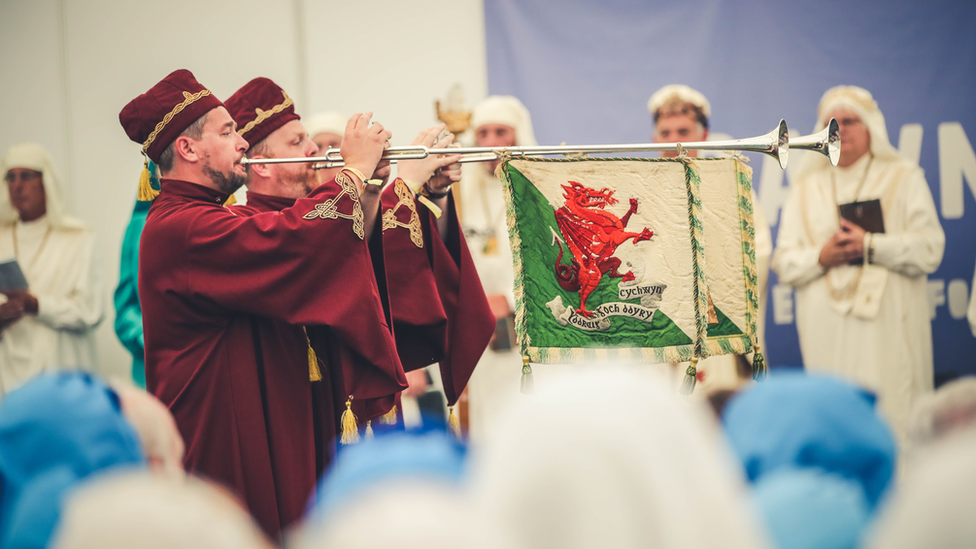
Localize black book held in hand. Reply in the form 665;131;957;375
0;260;29;292
838;199;885;266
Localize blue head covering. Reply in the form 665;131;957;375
753;468;870;549
722;372;896;510
0;373;145;549
309;428;466;521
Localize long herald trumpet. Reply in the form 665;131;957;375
239;119;840;171
790;117;841;166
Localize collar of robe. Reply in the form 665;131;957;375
245;190;296;212
158;178;232;205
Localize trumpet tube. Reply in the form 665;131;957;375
239;119;791;170
789;117;841;166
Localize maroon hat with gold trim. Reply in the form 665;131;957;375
224;78;299;147
119;69;223;163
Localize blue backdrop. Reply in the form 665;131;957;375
484;0;976;380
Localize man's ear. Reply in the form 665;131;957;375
248;157;270;178
174;136;198;163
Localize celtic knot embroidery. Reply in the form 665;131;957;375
303;171;364;239
381;179;424;248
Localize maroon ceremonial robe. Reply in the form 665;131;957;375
380;180;494;405
233;191;399;420
140;179;407;538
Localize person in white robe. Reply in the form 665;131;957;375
0;143;103;396
648;84;773;392
772;86;945;448
459;96;538;440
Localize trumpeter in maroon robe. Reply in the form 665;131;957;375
120;70;406;539
380;178;495;406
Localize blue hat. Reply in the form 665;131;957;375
0;373;145;549
753;468;870;549
309;428;466;521
723;372;896;510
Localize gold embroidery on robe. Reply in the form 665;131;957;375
381;179;424;248
303;171;365;239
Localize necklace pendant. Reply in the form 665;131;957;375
484;235;498;255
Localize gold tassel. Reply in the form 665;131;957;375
304;330;322;382
379;405;398;425
223;193;237;206
447;406;461;439
680;356;699;395
365;420;374;440
520;356;534;394
137;160;159;202
752;344;768;381
339;397;360;445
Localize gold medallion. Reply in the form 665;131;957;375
484;235;498;255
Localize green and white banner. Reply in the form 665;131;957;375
500;156;759;365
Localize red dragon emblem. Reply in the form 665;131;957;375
553;181;654;318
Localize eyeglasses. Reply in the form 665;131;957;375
836;117;863;128
3;171;42;184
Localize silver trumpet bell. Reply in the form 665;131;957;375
789;118;841;167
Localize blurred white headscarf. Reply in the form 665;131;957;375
0;143;84;230
866;428;976;549
647;84;711;128
470;96;538;147
51;472;273;549
471;366;772;549
908;376;976;452
794;86;902;180
304;111;347;139
290;480;503;549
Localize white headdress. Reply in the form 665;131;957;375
470;96;538;147
647;84;711;128
472;366;771;549
52;472;272;549
795;85;901;179
304;111;347;139
0;142;84;230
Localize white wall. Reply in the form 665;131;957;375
0;0;487;379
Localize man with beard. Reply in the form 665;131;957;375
119;69;407;539
225;78;493;431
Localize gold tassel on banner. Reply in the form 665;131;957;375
447;407;461;439
680;356;699;395
752;345;768;381
379;405;398;425
520;356;534;395
365;420;374;440
137;160;159;202
339;397;360;445
304;329;322;382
